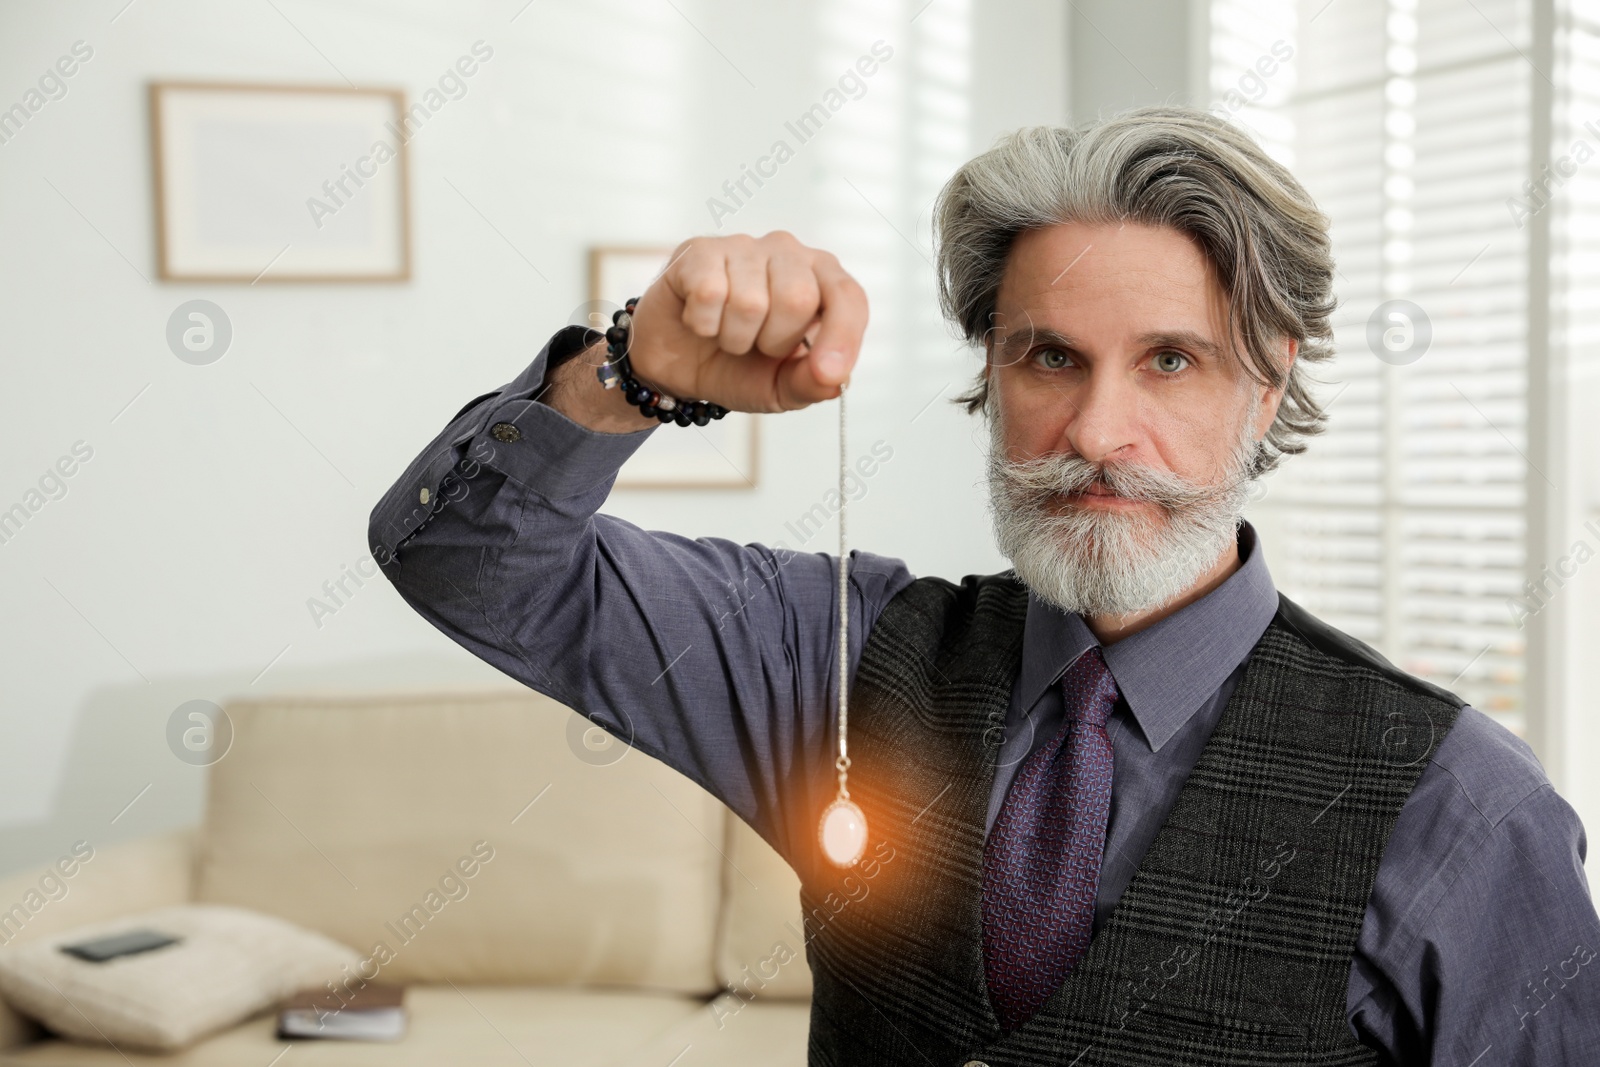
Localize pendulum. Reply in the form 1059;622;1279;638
819;384;867;867
819;382;868;868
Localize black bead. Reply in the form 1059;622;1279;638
612;308;625;324
691;403;710;427
606;325;628;345
673;409;691;426
626;382;647;405
640;404;658;417
657;410;675;423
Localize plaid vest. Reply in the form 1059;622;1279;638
794;573;1462;1066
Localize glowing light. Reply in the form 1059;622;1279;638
819;798;868;868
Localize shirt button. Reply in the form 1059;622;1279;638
491;422;522;443
963;1061;990;1067
419;487;430;504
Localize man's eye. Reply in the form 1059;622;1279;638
1034;347;1070;370
1154;351;1189;373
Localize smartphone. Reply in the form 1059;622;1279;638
60;929;180;963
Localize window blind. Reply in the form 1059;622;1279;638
817;0;971;386
1558;5;1600;531
1215;0;1536;730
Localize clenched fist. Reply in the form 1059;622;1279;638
547;232;868;432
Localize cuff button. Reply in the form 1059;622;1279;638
491;422;522;443
419;487;430;504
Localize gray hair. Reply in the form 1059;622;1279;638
934;106;1336;474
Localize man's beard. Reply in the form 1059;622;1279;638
985;397;1261;619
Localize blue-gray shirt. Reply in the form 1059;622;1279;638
370;328;1600;1065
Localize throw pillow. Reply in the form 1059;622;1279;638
0;904;361;1052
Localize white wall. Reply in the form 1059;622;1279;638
0;0;1067;873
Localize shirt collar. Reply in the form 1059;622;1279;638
1015;520;1280;753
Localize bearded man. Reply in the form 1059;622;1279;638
369;107;1598;1065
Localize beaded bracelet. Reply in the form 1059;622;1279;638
596;297;729;427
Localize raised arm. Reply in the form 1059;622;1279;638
366;233;912;858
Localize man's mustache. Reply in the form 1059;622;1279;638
995;452;1221;512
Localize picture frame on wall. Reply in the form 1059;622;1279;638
589;246;761;490
149;82;411;282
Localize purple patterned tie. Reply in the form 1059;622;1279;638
981;646;1118;1030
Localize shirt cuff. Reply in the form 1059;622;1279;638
470;325;657;500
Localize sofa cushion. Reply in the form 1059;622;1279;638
714;817;812;1001
0;986;713;1067
194;691;726;994
0;905;358;1053
626;995;811;1067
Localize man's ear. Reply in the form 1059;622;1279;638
1253;337;1298;440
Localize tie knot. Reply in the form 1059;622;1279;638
1061;646;1118;728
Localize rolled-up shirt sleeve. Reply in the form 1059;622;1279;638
367;326;913;857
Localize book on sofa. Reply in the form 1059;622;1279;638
277;983;405;1041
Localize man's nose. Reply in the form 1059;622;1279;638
1061;369;1138;466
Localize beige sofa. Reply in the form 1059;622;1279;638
0;690;813;1065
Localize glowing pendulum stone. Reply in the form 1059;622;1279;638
820;796;868;868
819;382;867;868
